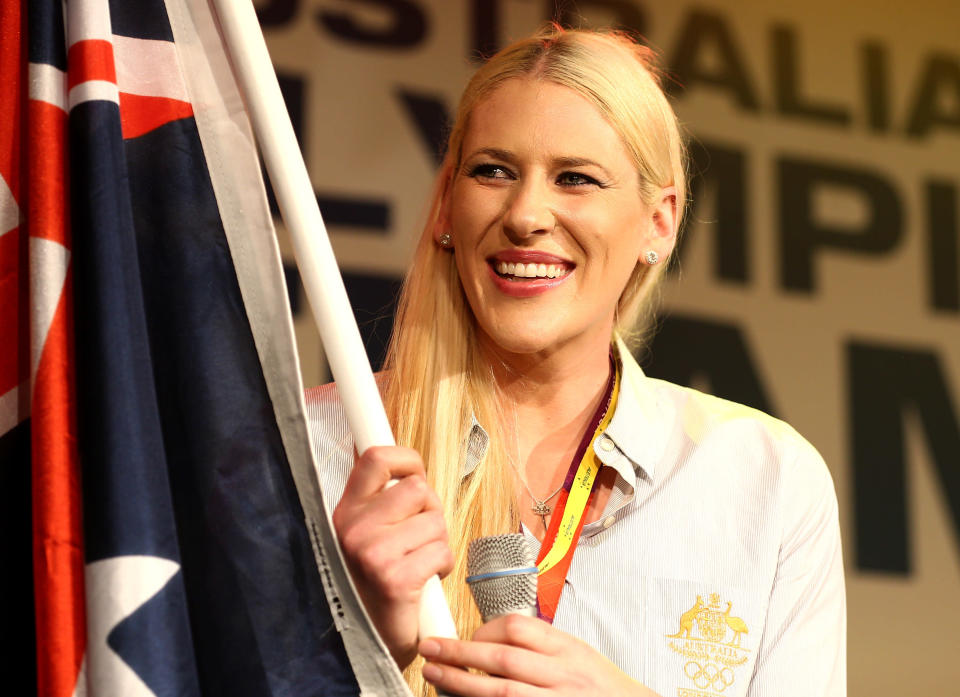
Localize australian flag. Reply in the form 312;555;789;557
0;0;380;694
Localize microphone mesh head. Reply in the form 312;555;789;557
466;533;538;622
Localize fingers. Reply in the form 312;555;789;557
419;619;651;697
419;616;568;694
335;462;451;596
342;445;428;500
421;661;548;697
339;469;441;530
333;446;443;542
344;511;453;593
420;634;553;690
333;446;453;580
472;614;566;655
418;617;597;696
398;538;455;584
329;445;451;670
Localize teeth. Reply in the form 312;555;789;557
495;261;570;279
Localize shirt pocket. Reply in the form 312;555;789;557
642;578;765;697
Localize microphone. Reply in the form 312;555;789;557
465;533;538;622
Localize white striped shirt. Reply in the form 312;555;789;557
305;344;846;697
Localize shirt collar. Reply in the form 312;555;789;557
459;338;672;482
602;337;671;483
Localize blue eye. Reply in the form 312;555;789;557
468;163;513;180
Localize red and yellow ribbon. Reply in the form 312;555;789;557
536;364;620;623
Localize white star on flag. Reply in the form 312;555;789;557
72;556;181;697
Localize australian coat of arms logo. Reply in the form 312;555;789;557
665;593;752;696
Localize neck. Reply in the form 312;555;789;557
481;331;615;527
480;332;614;418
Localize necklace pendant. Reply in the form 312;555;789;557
532;500;551;528
532;501;551;517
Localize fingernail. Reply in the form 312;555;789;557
422;663;442;682
419;639;440;657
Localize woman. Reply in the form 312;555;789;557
306;25;845;697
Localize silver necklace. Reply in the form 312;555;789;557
509;411;564;529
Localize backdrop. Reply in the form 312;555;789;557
256;1;960;693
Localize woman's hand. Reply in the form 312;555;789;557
418;614;661;697
332;446;453;669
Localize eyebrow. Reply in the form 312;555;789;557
554;156;605;169
465;147;515;163
464;148;611;173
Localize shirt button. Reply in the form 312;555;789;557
603;516;616;529
598;435;615;452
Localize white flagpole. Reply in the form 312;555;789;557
209;0;458;654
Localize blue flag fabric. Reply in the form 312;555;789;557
62;0;360;694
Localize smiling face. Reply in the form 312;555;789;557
445;77;675;362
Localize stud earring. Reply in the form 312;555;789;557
644;250;659;265
439;233;452;248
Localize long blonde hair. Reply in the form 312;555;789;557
382;25;686;695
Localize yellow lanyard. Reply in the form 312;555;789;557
535;364;620;621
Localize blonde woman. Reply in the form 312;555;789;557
307;25;845;697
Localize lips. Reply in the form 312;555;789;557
488;251;574;281
486;251;574;297
494;260;571;279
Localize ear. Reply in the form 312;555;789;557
640;185;678;262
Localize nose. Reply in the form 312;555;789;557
502;178;555;240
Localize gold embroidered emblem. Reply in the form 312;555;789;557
665;593;752;696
